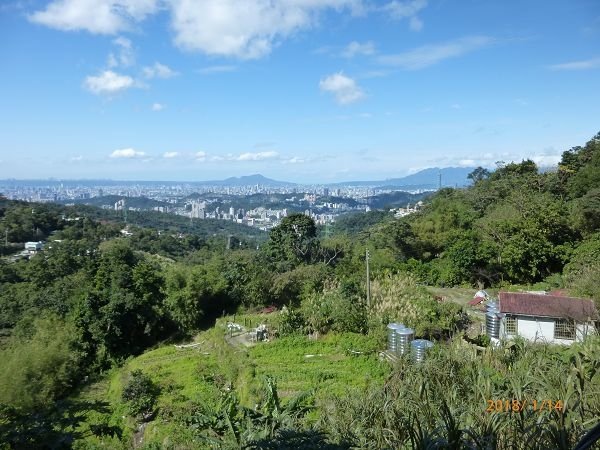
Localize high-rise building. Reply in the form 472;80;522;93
191;202;205;219
114;199;126;211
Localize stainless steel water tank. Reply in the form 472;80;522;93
486;311;500;339
411;339;434;362
387;323;404;353
396;326;414;356
486;301;498;310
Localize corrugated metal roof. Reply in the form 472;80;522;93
499;292;599;322
468;297;484;306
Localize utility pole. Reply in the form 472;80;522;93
366;248;371;308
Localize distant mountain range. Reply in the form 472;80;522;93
326;167;475;189
204;167;475;188
205;174;294;187
375;167;476;189
0;167;476;189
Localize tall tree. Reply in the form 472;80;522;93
467;166;491;183
266;214;318;267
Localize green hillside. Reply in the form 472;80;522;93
68;320;387;448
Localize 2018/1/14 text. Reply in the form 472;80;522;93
486;399;563;413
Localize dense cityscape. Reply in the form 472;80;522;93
0;176;433;231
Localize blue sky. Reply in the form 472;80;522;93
0;0;599;183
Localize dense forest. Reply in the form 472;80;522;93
0;133;599;449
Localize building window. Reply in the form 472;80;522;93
505;316;518;335
554;319;576;340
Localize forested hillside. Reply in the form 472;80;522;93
0;133;599;449
395;132;600;300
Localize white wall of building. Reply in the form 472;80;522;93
500;315;597;345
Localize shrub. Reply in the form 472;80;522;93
300;285;367;335
564;233;600;305
369;272;467;337
275;307;306;336
0;315;82;411
121;369;159;418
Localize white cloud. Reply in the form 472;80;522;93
284;156;305;164
359;70;390;78
29;0;158;34
431;147;563;170
195;151;207;162
378;36;494;69
143;62;178;79
168;0;362;59
114;36;131;48
151;102;165;111
409;16;423;31
108;36;134;67
531;154;561;166
29;0;367;61
235;151;279;161
341;41;375;58
529;147;562;167
383;0;427;31
384;0;427;18
163;151;179;158
548;57;600;71
29;0;366;60
319;72;365;105
196;65;238;74
107;53;118;67
110;148;145;158
84;70;135;95
70;155;84;161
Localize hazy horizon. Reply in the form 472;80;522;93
0;166;477;186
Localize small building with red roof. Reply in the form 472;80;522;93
497;292;598;345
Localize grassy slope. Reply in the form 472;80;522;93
70;315;390;448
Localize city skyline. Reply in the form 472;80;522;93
1;0;599;182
